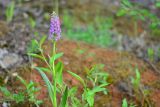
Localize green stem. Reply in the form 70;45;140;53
52;41;57;107
39;48;52;71
53;79;57;107
53;0;59;14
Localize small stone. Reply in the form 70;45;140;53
0;49;8;58
2;102;10;107
117;81;133;96
0;49;23;69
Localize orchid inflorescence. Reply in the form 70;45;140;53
49;12;61;41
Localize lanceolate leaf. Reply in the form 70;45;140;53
36;67;50;73
122;0;132;7
67;71;85;87
59;87;68;107
40;35;47;47
91;86;106;94
17;76;27;87
55;62;64;86
6;1;15;22
34;67;54;105
53;52;63;60
0;87;11;97
49;53;63;65
28;53;44;60
122;98;128;107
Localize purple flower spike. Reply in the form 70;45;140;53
48;12;61;41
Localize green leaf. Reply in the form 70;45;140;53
83;83;108;106
60;87;68;107
99;83;109;88
68;87;77;97
13;93;25;103
135;68;140;83
5;1;15;23
49;53;63;65
150;22;158;29
129;11;138;16
122;98;128;107
67;71;85;87
122;0;132;7
34;67;54;105
93;72;108;76
35;100;43;105
17;76;27;87
140;9;149;16
0;87;11;97
36;67;50;72
27;39;39;53
55;62;64;86
34;32;39;37
83;88;94;106
40;35;47;47
27;81;35;90
117;9;127;16
156;2;160;7
28;53;44;60
131;68;141;89
54;53;64;60
29;17;36;28
139;15;145;21
91;86;106;94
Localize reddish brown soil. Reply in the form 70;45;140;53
150;90;160;107
1;39;160;107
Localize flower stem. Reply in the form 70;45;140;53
52;41;57;107
53;0;59;14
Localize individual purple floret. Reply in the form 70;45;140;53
48;12;61;41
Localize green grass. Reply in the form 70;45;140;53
5;1;15;23
62;12;115;47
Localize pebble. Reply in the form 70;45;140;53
0;49;22;69
2;102;10;107
117;81;133;96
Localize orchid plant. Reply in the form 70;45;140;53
28;12;68;107
28;11;109;107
